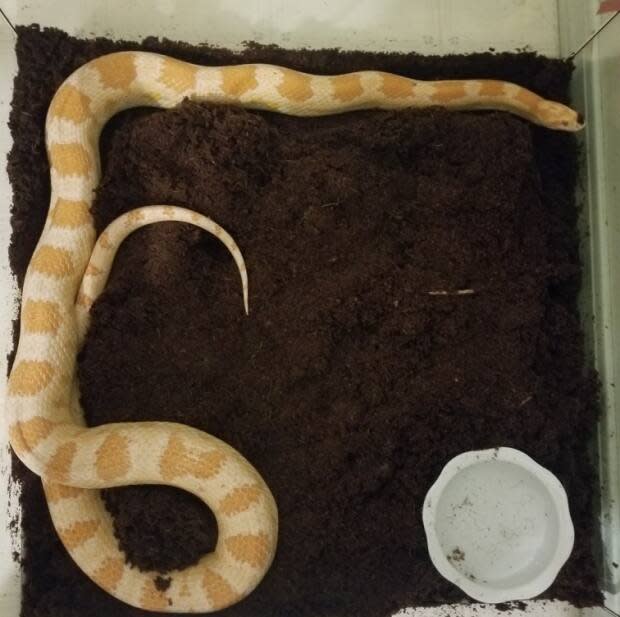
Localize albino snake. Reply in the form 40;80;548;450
6;51;583;612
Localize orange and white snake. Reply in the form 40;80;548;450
6;51;583;613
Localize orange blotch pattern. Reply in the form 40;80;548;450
98;231;113;249
92;557;125;591
9;417;55;455
432;81;468;103
161;435;226;481
514;87;541;110
277;69;313;103
202;568;238;609
51;198;92;228
85;263;102;276
49;85;92;123
225;532;271;569
46;441;77;483
9;361;55;396
23;300;62;334
57;519;99;550
31;246;74;277
220;66;258;98
96;53;137;90
44;482;84;503
478;80;506;98
49;143;91;176
76;292;93;310
126;209;145;225
331;74;364;103
95;432;131;481
140;580;169;611
159;58;198;93
219;485;263;516
379;73;416;99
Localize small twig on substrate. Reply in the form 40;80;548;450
426;289;475;296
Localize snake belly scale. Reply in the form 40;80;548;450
6;51;583;613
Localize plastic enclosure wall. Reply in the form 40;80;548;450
0;1;618;616
562;2;620;614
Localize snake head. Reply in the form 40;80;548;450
536;100;585;131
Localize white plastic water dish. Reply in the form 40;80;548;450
422;447;575;604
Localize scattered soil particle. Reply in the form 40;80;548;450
448;548;466;563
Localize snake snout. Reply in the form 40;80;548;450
537;100;584;131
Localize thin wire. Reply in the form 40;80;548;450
570;11;618;58
0;6;17;35
598;601;620;617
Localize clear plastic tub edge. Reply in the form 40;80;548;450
563;1;620;614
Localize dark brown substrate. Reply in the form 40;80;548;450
7;25;601;617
